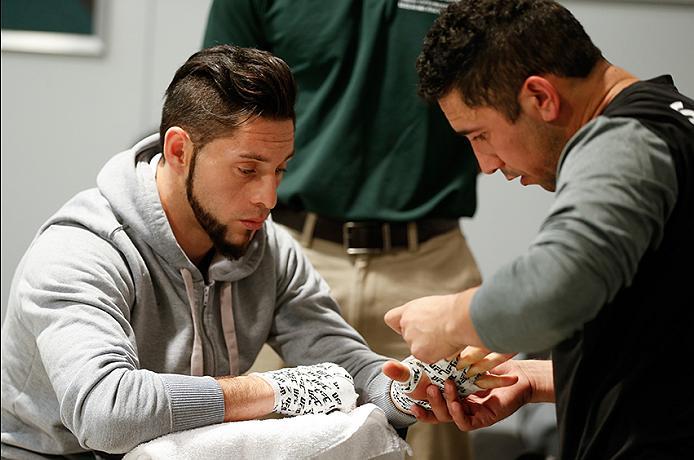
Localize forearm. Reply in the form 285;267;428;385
469;253;604;353
447;287;486;350
216;375;274;422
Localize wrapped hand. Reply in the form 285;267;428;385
390;355;482;414
252;363;358;416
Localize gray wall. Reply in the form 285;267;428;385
2;1;693;323
1;0;213;322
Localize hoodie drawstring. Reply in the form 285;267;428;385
181;268;204;376
220;282;239;376
180;269;239;377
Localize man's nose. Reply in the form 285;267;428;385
253;175;278;210
475;151;504;175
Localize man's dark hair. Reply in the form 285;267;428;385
417;0;602;121
160;44;296;151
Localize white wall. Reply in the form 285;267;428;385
1;0;213;322
2;1;693;322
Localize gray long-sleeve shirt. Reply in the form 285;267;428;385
471;116;678;353
1;135;411;458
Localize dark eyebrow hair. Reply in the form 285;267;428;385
455;124;484;137
239;152;295;162
239;153;268;162
451;127;481;139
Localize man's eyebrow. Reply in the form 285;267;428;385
455;128;474;137
239;153;269;162
239;152;295;162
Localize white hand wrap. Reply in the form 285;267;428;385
252;363;358;416
390;356;483;414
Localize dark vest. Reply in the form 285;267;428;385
553;76;694;459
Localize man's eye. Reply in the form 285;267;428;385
276;167;287;175
473;133;487;142
239;168;255;175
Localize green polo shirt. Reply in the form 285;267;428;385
204;0;477;221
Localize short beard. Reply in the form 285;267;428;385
523;115;564;192
186;148;251;260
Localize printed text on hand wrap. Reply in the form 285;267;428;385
390;356;483;414
252;363;358;416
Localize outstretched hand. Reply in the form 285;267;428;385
383;346;518;416
410;359;553;432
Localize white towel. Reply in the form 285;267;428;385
124;403;412;460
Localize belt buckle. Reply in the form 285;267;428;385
342;222;391;255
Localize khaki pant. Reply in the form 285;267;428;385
250;225;482;460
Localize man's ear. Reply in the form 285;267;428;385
162;127;192;173
519;76;560;122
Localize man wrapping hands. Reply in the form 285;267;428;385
385;1;694;458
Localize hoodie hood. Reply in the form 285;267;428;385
95;133;265;283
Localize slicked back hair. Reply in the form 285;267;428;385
417;0;602;121
159;44;296;152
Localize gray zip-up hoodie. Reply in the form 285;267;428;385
1;134;411;458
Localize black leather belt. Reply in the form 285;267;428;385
271;205;459;254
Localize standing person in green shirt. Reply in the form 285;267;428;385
204;2;481;458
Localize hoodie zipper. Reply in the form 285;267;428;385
201;282;217;372
203;284;210;308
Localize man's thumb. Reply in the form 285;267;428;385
382;360;411;382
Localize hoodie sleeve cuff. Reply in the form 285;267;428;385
366;372;417;428
161;374;225;432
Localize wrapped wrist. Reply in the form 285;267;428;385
251;362;358;416
390;380;432;414
389;356;431;414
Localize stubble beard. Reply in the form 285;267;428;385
185;150;251;260
525;116;565;192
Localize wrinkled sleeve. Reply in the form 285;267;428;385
471;117;678;353
17;225;224;453
267;224;415;427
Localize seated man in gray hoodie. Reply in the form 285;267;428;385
0;45;507;459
